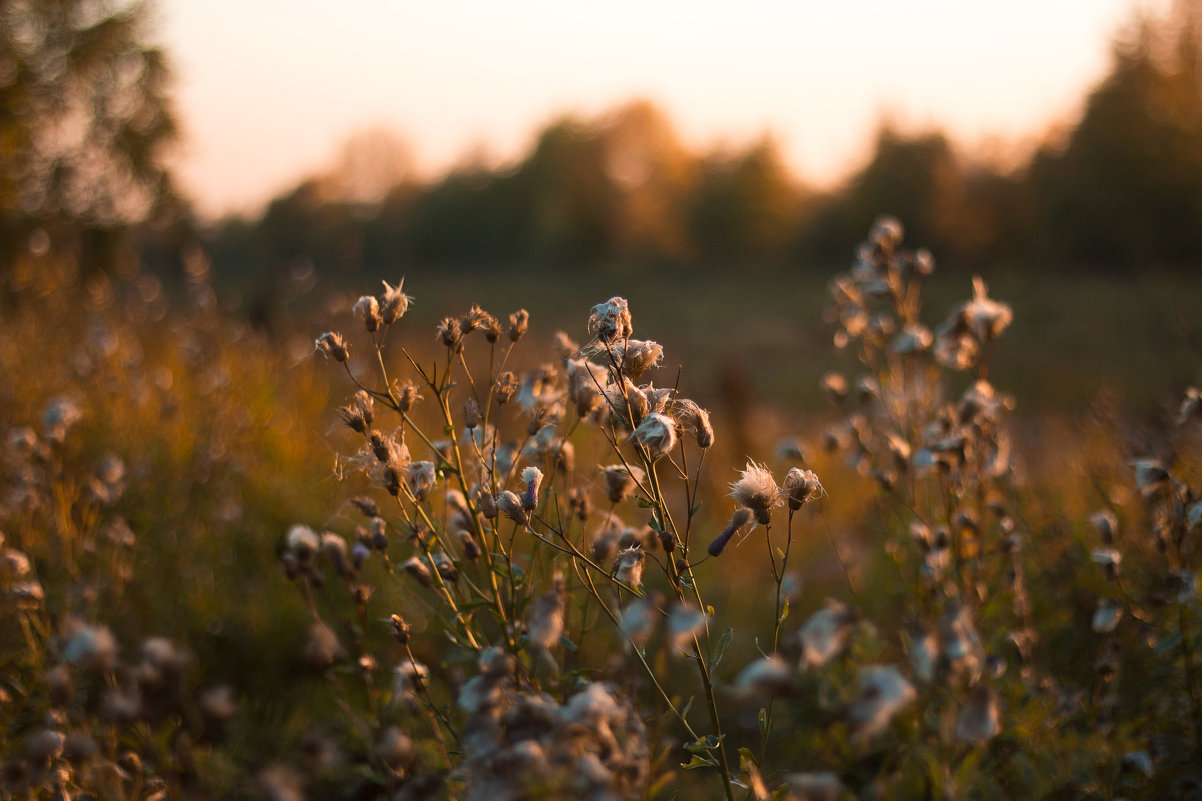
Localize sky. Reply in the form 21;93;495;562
155;0;1161;220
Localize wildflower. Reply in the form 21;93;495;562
43;396;81;442
527;574;566;650
61;618;119;670
614;339;663;379
395;659;429;695
495;371;520;405
730;461;781;525
379;279;412;323
448;399;477;439
401;556;434;589
672;398;714;448
907;623;939;682
568;485;592;520
963;277;1013;341
707;508;753;557
782;467;824;511
496;490;528;526
1092;599;1123;633
437;316;463;348
553;330;579;359
605;376;650;427
619;598;657;645
601;464;644;504
303;622;342;669
732;656;794;698
869;215;903;249
940;603;985;678
846;665;915;738
314;331;349;362
475;487;498;519
1091;547;1122;579
404;461;437;501
432;551;458;583
520;466;543;511
632;412;676;460
353;295;382;331
587;296;633;344
396;380;422;413
798;599;858;668
338;392;374;435
614;546;645;587
667;603;707;652
1131;459;1170;494
508;309;530;341
389;613;411;644
457;529;481;560
463;304;497;335
376;726;415;770
820;372;848;404
890;324;933;354
955;684;1000;743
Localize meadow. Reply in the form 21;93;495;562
1;219;1200;801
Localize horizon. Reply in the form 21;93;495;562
158;0;1163;221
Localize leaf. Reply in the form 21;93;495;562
777;596;789;625
711;627;734;668
681;754;718;770
684;734;723;753
636;496;654;508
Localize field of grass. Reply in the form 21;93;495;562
2;225;1201;800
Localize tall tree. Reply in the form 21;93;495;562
0;0;179;276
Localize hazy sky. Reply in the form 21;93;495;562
156;0;1159;220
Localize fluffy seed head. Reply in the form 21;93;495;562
783;468;824;511
602;464;645;504
614;546;645;587
353;295;382;332
587;297;633;344
379;280;412;323
496;490;528;526
508;309;530;341
730;461;781;524
520;466;543;511
632;413;676;460
314;332;349;362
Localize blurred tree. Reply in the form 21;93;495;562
0;0;179;279
800;124;965;264
688;136;804;264
1028;0;1202;267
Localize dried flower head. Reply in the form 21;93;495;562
672;398;714;448
783;468;824;511
496;490;529;526
955;684;1000;744
614;339;663;379
707;507;753;557
730;461;781;524
846;665;916;739
587;297;633;344
601;464;645;504
437;316;463;348
314;331;349;362
508;309;530;341
379;279;412;324
527;574;566;650
404;461;437;501
732;656;794;698
1092;599;1123;633
338;390;374;434
798;599;858;668
353;295;382;332
520;466;543;511
632;412;677;460
614;546;645;587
